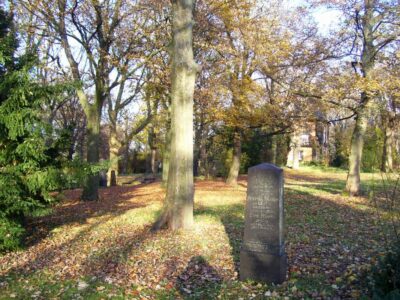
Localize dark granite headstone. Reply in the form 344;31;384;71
240;163;287;284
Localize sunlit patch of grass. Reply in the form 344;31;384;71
288;274;336;298
0;273;126;300
300;164;347;174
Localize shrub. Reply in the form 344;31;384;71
0;216;25;252
369;244;400;299
366;174;400;299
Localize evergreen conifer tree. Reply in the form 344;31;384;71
0;8;66;251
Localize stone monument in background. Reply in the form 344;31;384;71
240;163;287;283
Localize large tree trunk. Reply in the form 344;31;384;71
153;0;197;231
81;108;101;201
226;130;242;185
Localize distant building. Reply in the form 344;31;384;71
286;119;329;168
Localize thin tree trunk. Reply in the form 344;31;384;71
146;124;157;176
291;136;300;170
345;98;370;195
108;123;120;186
81;108;101;201
193;128;201;177
226;130;242;185
162;124;171;183
322;124;330;166
270;135;277;165
345;0;376;196
199;136;208;176
287;127;300;169
381;117;394;172
153;0;197;231
193;120;207;177
123;143;130;174
292;143;300;170
151;148;157;176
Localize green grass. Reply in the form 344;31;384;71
0;273;126;300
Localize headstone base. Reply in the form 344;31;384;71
240;250;287;284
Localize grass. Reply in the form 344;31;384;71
0;167;398;299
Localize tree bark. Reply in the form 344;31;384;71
270;135;277;165
151;149;157;176
153;0;197;231
226;130;242;185
57;2;106;200
345;99;371;195
199;135;208;177
381;116;394;172
162;122;171;183
146;124;157;176
287;130;300;170
292;143;300;170
322;124;330;167
81;107;101;200
108;123;120;186
345;0;376;196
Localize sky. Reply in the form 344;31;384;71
284;0;343;35
313;7;342;35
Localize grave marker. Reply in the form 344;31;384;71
240;163;287;284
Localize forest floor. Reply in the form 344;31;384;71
0;167;398;299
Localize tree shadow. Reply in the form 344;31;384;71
175;256;222;299
24;182;162;247
0;182;164;285
283;186;393;297
2;214;154;282
285;181;345;195
195;204;245;275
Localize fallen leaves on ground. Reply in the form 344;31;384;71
0;169;395;299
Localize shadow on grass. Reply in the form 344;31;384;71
0;183;164;290
285;180;346;195
2;216;154;283
195;204;245;274
175;256;222;299
24;183;161;247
